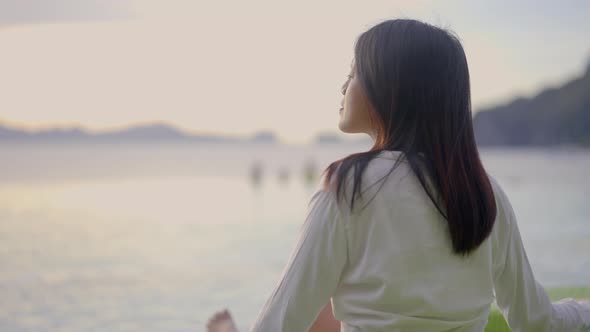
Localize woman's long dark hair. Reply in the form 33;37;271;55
322;19;497;257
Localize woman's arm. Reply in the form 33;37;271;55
309;301;341;332
490;177;590;330
249;189;348;332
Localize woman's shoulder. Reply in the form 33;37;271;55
320;150;409;187
318;150;413;213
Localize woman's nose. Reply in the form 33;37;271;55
341;81;349;95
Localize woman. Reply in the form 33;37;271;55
208;18;590;332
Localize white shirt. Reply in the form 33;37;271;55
250;150;590;332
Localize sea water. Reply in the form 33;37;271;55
0;142;588;331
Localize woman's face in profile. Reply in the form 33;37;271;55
338;62;375;139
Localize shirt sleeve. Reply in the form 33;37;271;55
490;177;590;332
249;188;349;332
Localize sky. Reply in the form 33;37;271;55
0;0;589;144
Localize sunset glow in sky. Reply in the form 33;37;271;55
1;0;589;144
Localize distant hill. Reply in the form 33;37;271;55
0;122;278;144
314;132;344;144
5;60;589;148
312;132;372;145
473;61;590;147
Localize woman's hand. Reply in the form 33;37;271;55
309;301;341;332
206;309;239;332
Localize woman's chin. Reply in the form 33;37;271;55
337;121;350;133
338;123;359;134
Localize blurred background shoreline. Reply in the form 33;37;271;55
2;53;589;147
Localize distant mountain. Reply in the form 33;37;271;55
0;125;89;140
312;132;372;145
249;130;278;143
314;132;344;144
0;122;278;144
103;123;188;140
473;61;590;147
8;59;589;148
